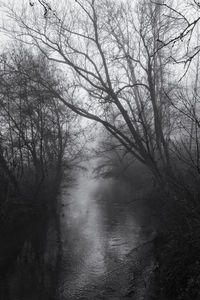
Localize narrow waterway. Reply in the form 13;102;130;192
58;160;155;299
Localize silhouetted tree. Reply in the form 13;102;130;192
1;0;182;189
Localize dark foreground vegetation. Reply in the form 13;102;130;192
95;137;200;299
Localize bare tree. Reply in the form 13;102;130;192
167;54;200;179
0;46;77;194
149;1;200;71
0;0;181;188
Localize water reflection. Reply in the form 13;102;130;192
59;162;141;299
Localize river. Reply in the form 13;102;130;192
58;160;156;300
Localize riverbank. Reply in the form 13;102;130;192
0;168;64;300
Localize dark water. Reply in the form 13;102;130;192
58;163;155;299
